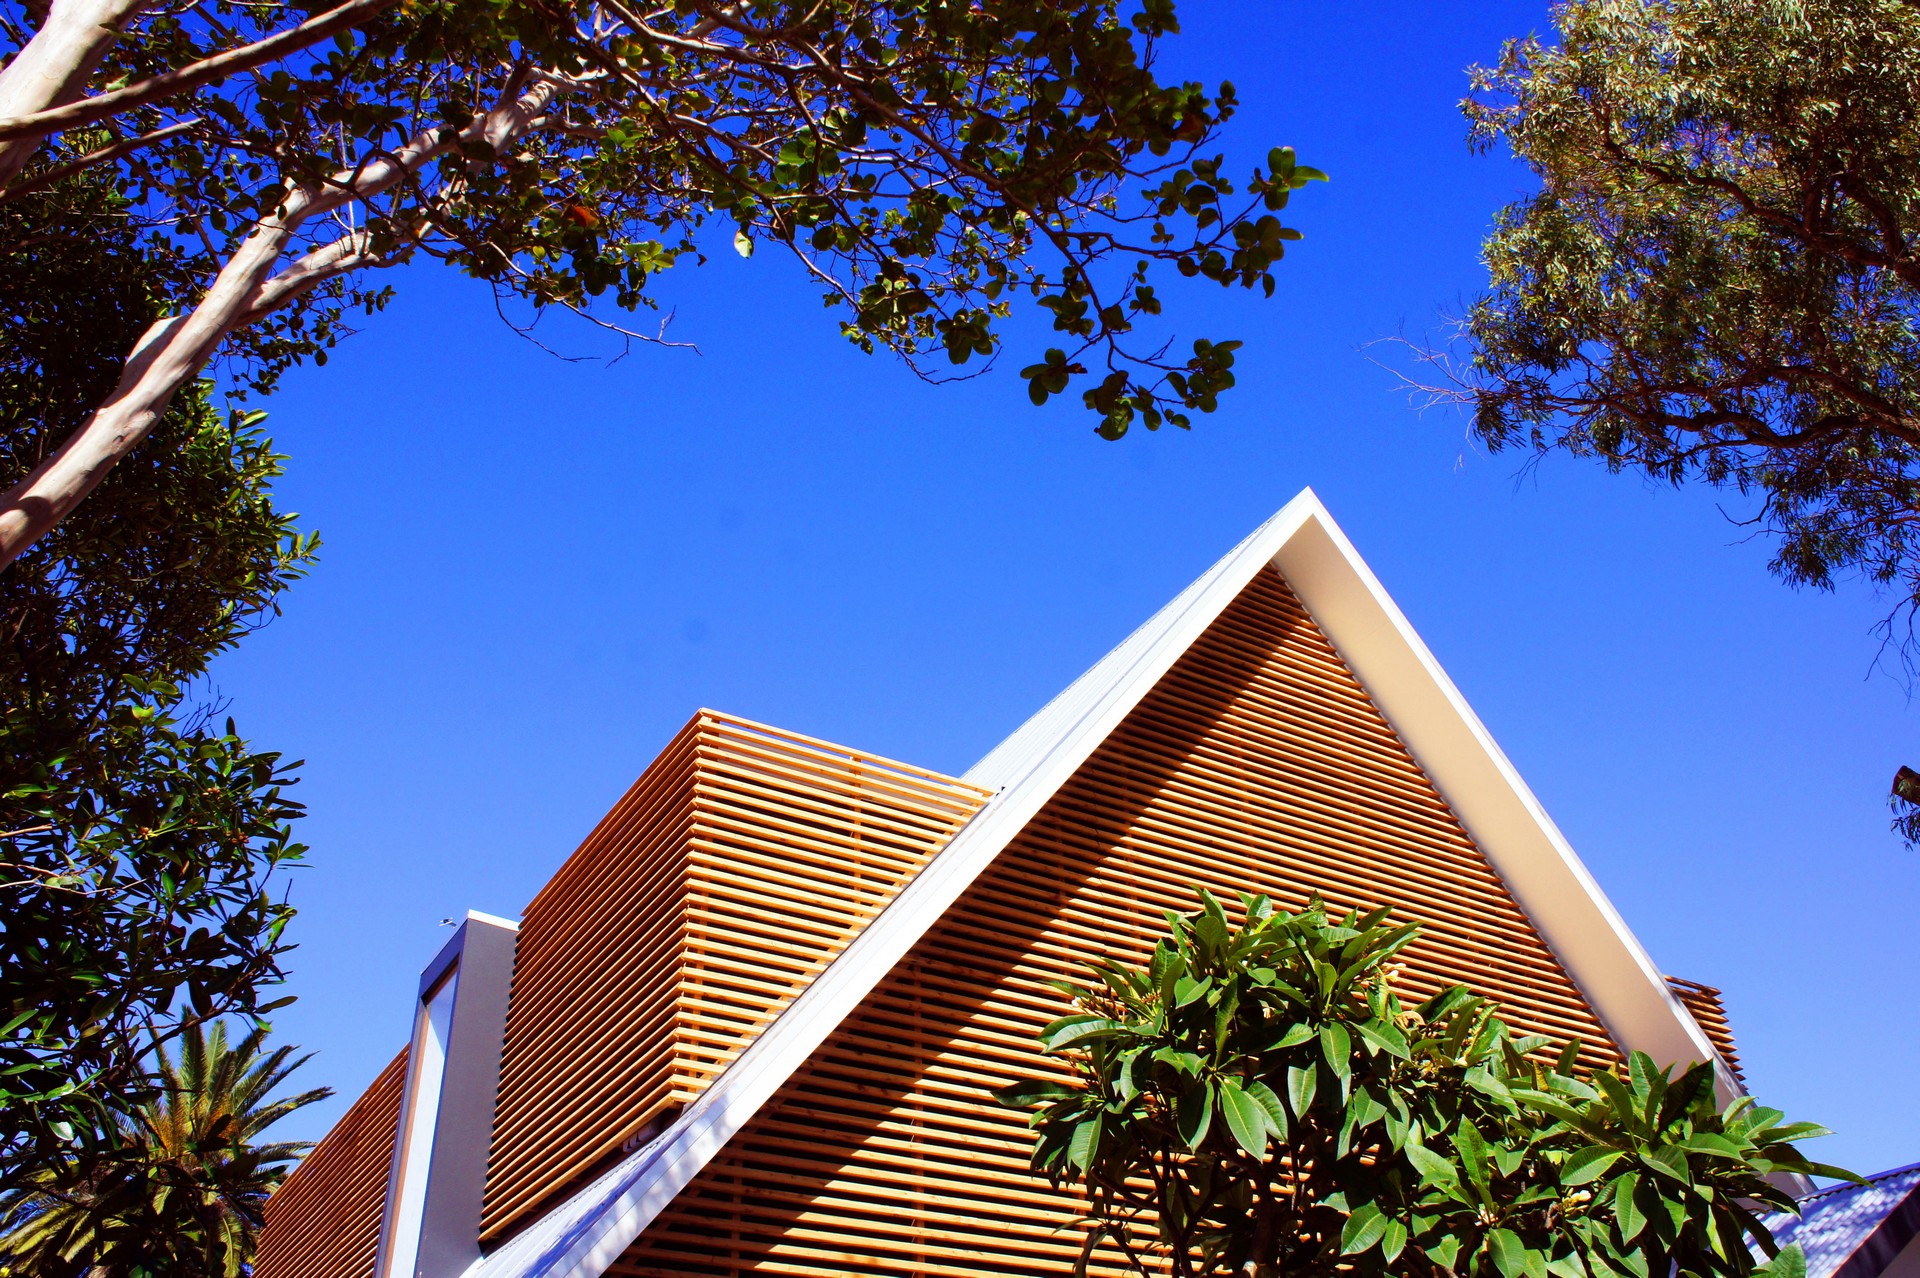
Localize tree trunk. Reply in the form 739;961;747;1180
0;75;558;570
0;0;145;186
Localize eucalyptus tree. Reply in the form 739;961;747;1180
0;0;1325;567
999;890;1849;1278
1439;0;1920;830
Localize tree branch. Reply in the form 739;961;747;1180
0;117;202;203
0;74;563;570
0;0;400;153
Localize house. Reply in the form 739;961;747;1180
254;489;1750;1278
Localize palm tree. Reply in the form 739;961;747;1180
0;1021;331;1277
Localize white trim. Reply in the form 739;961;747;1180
1266;509;1730;1093
379;911;520;1278
467;489;1732;1278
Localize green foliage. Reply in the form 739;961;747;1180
1892;768;1920;845
0;1020;331;1278
1457;0;1920;639
8;0;1324;435
996;889;1853;1278
0;168;317;1193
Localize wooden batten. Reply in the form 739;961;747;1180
256;1050;409;1278
478;713;989;1243
610;567;1622;1278
1666;976;1744;1083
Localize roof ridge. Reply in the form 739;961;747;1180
1795;1162;1920;1207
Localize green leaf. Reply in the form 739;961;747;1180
1639;1144;1691;1184
992;1080;1078;1108
1627;1051;1656;1100
1613;1172;1646;1241
1040;1015;1121;1052
1355;1017;1410;1058
1679;1133;1744;1159
1265;1023;1314;1050
1245;1078;1289;1140
1487;1229;1528;1278
1453;1120;1492;1188
1218;1078;1270;1159
1341;1203;1387;1255
1759;1245;1807;1278
1176;1081;1213;1150
1287;1063;1317;1118
1174;974;1212;1007
1115;1048;1144;1101
1380;1217;1409;1263
1066;1113;1103;1170
1345;1086;1387;1132
732;230;754;258
1153;1047;1205;1077
1406;1140;1462;1191
1561;1146;1623;1186
1320;1022;1352;1081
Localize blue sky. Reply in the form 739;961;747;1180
212;1;1920;1174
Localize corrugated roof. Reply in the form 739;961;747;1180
1767;1164;1920;1278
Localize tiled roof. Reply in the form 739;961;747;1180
1766;1164;1920;1278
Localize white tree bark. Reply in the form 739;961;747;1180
0;77;559;569
0;0;146;186
0;0;401;183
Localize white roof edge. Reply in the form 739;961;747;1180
1267;504;1731;1091
470;488;1731;1278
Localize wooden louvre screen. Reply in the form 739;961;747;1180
1666;976;1744;1082
480;712;989;1242
611;566;1622;1278
254;1048;408;1278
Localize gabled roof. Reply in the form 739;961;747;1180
463;488;1735;1278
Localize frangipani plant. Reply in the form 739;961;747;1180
996;889;1852;1278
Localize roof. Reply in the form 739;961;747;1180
457;487;1740;1278
1768;1166;1920;1278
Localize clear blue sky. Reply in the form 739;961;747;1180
212;1;1920;1175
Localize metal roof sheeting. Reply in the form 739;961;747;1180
1769;1164;1920;1278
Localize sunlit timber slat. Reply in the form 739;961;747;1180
1666;976;1744;1082
255;1049;407;1278
611;566;1623;1278
478;712;989;1242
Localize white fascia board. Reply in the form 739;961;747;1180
381;911;522;1278
468;488;1730;1278
1268;508;1733;1095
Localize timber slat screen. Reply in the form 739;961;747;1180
1666;976;1744;1082
480;713;989;1242
254;1049;407;1278
612;566;1623;1278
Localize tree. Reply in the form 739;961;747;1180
0;1020;331;1278
1430;0;1920;833
0;161;317;1195
996;890;1851;1278
0;0;398;190
0;0;1325;568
